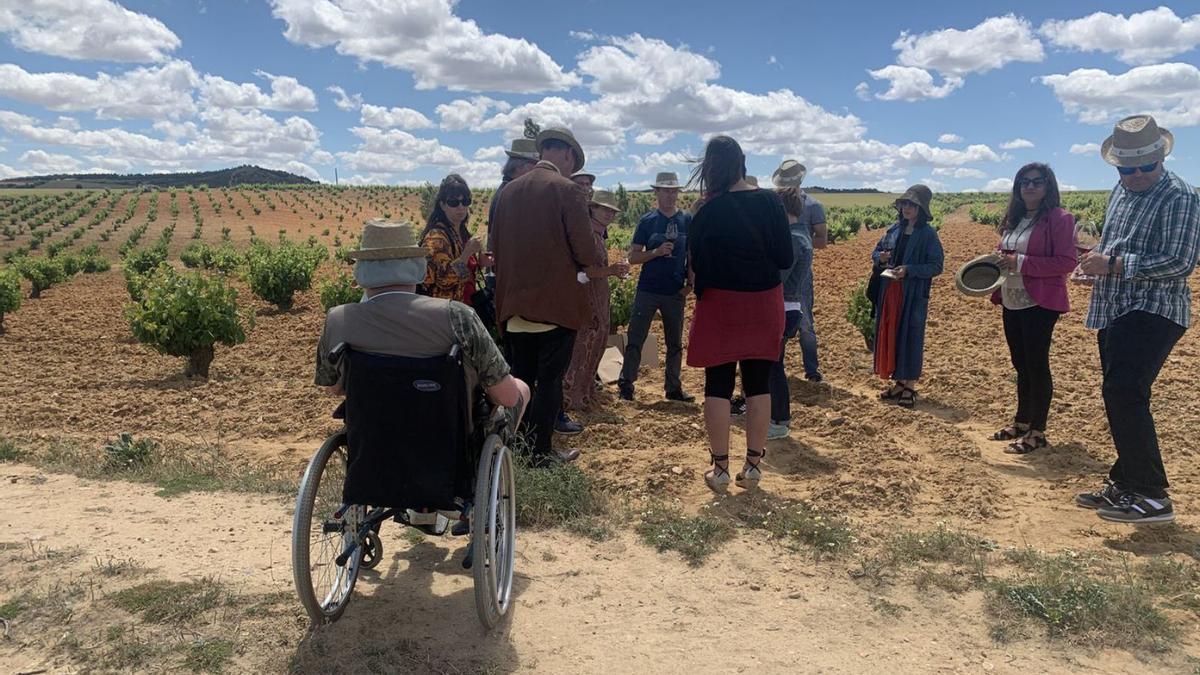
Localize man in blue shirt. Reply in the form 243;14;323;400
1074;114;1199;525
618;172;693;402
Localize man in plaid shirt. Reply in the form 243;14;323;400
1074;115;1200;525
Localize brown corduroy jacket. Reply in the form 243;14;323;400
492;161;601;331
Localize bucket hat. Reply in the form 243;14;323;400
536;126;586;173
894;184;933;220
955;253;1008;297
771;160;807;188
347;219;427;260
1101;114;1173;167
651;172;682;189
571;169;596;182
504;138;539;161
590;190;621;213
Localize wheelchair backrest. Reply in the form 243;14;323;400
339;346;473;510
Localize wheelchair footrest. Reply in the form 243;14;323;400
400;509;460;536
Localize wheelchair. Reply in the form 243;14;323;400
291;344;519;630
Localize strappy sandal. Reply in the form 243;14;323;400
879;383;905;401
735;448;766;489
1005;434;1048;455
705;453;731;493
896;386;917;409
992;424;1030;441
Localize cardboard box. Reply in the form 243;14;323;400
605;332;659;368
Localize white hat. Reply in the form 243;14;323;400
772;159;807;188
651;172;682;189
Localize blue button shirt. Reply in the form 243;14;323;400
632;209;690;295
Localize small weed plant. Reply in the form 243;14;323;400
636;503;732;566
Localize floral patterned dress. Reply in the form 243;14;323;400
562;227;611;411
421;224;474;302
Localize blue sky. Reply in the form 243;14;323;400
0;1;1196;192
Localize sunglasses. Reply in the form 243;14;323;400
443;197;472;207
1116;161;1158;176
1017;177;1047;189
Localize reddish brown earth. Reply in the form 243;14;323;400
1;205;1198;672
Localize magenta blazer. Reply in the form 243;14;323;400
990;207;1077;313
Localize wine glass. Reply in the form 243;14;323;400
663;222;678;259
1073;221;1101;283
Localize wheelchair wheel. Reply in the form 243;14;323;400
472;434;515;630
292;431;363;624
361;531;382;570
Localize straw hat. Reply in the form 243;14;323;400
651;171;682;189
894;184;933;220
536;126;586;173
504;138;539;160
571;169;596;182
346;219;427;260
1101;114;1173;167
771;159;807;188
745;175;759;187
590;190;621;213
955;253;1008;297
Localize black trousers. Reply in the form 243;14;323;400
704;359;773;400
1001;306;1061;431
505;327;577;454
1098;311;1186;497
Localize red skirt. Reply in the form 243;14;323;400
687;285;784;368
873;280;903;379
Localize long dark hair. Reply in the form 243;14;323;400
1000;162;1060;233
688;135;746;196
423;174;471;246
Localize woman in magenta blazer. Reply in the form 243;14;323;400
989;163;1077;454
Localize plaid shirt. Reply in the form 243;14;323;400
1086;170;1200;330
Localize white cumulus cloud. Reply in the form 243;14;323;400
1069;142;1101;155
932;167;986;179
894;15;1044;75
0;0;181;62
1040;7;1200;65
983;178;1012;192
938;133;963;143
0;61;199;119
629;151;692;174
327;86;363;111
20;149;81;174
436;96;511;131
360;104;433;130
865;66;963;101
199;70;317;111
269;0;579;92
1040;62;1200;126
1000;138;1034;149
634;130;676;145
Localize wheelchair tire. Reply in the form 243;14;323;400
292;431;362;624
472;434;515;630
361;531;382;570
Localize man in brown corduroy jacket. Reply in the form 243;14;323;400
491;126;601;464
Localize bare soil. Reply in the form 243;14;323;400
1;207;1199;673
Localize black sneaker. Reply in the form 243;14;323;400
730;396;747;416
665;390;695;403
1097;492;1175;525
555;412;583;435
618;383;634;401
1074;480;1124;509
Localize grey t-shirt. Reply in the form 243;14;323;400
793;193;826;249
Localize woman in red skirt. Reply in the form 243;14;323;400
687;136;794;493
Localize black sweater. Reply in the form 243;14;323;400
689;189;793;296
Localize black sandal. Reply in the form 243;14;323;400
992;424;1030;441
705;453;730;493
1004;434;1048;455
879;383;905;401
897;386;917;408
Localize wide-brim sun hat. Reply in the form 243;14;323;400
505;137;539;160
1101;114;1173;167
894;184;933;220
745;175;759;187
536;126;586;173
771;159;807;188
571;169;596;181
651;171;682;189
955;253;1007;297
347;219;427;260
590;190;621;213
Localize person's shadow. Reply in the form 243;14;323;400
291;532;525;673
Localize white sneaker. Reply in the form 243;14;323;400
767;422;789;440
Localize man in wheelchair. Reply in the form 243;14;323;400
313;219;528;533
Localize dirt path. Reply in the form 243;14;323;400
2;464;1182;674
